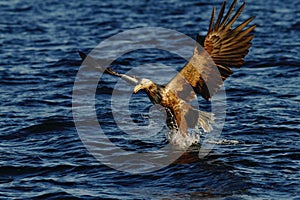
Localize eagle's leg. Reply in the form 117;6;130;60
165;108;179;131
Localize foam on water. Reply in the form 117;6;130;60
207;139;241;145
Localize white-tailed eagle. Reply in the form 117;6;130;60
79;0;255;139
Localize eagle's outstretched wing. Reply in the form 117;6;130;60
78;51;139;85
165;0;256;101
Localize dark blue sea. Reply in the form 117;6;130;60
1;0;299;199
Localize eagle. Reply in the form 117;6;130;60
79;0;255;143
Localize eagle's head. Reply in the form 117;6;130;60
133;78;155;93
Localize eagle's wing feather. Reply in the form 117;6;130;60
78;51;139;85
165;0;255;101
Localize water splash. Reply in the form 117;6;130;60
165;128;202;149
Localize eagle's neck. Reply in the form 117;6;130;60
145;83;163;104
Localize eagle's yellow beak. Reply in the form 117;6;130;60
133;84;143;93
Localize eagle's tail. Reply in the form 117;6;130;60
197;110;215;133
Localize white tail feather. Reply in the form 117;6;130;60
198;110;215;132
